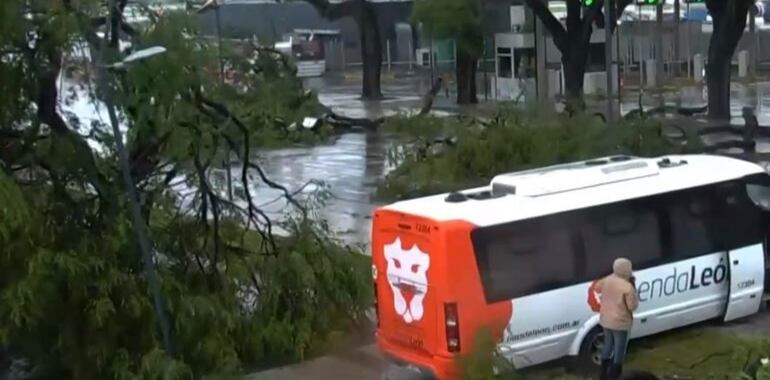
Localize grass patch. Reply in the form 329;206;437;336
451;321;770;379
516;326;770;380
625;328;744;378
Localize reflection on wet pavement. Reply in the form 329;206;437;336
247;132;393;252
246;81;770;254
619;82;770;125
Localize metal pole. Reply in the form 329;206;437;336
429;34;435;84
214;2;233;203
407;34;413;71
604;0;614;124
686;2;691;78
674;0;681;77
386;39;392;71
484;39;489;101
102;0;173;355
536;16;548;102
750;6;757;78
616;20;622;105
655;1;664;105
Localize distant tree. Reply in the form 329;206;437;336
524;0;633;108
303;0;383;99
412;0;482;105
706;0;754;120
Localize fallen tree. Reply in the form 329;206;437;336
0;2;370;378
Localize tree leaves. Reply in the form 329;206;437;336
412;0;483;55
0;172;28;244
377;109;695;201
0;0;370;378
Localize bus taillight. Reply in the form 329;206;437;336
445;302;460;352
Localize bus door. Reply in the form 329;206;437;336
724;244;765;321
724;175;770;322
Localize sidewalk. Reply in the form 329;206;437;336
245;310;770;380
244;344;418;380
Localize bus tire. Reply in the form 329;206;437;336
574;326;604;375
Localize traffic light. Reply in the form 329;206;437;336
583;0;595;6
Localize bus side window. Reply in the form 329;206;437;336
474;216;579;302
667;187;719;260
581;201;664;278
714;181;763;250
668;181;763;261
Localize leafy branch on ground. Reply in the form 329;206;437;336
455;328;521;380
376;106;702;202
0;2;369;379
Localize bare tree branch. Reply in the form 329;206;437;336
524;0;568;52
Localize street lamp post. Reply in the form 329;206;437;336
100;0;173;354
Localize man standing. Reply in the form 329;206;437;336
595;258;639;380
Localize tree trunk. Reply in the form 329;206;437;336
455;48;478;105
304;0;383;99
706;13;735;121
358;1;383;99
525;0;633;109
562;53;587;111
706;0;751;120
706;54;732;120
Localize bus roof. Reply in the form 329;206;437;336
381;154;766;227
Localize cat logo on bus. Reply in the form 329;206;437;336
587;280;602;313
383;237;430;324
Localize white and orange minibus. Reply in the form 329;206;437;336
372;155;770;379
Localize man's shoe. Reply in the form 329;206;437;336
610;363;623;380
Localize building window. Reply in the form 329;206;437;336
514;48;535;79
497;47;512;78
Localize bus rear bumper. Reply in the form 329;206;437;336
377;337;456;380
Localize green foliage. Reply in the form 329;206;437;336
0;1;368;379
412;0;483;55
0;172;29;243
0;193;371;378
455;329;520;380
377;108;700;201
728;337;770;380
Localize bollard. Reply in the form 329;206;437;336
738;50;749;78
547;69;561;98
743;107;758;153
645;59;657;88
693;54;704;83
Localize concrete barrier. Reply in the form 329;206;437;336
739;50;749;78
693;54;704;83
645;59;657;88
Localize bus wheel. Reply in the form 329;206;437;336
575;327;604;374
